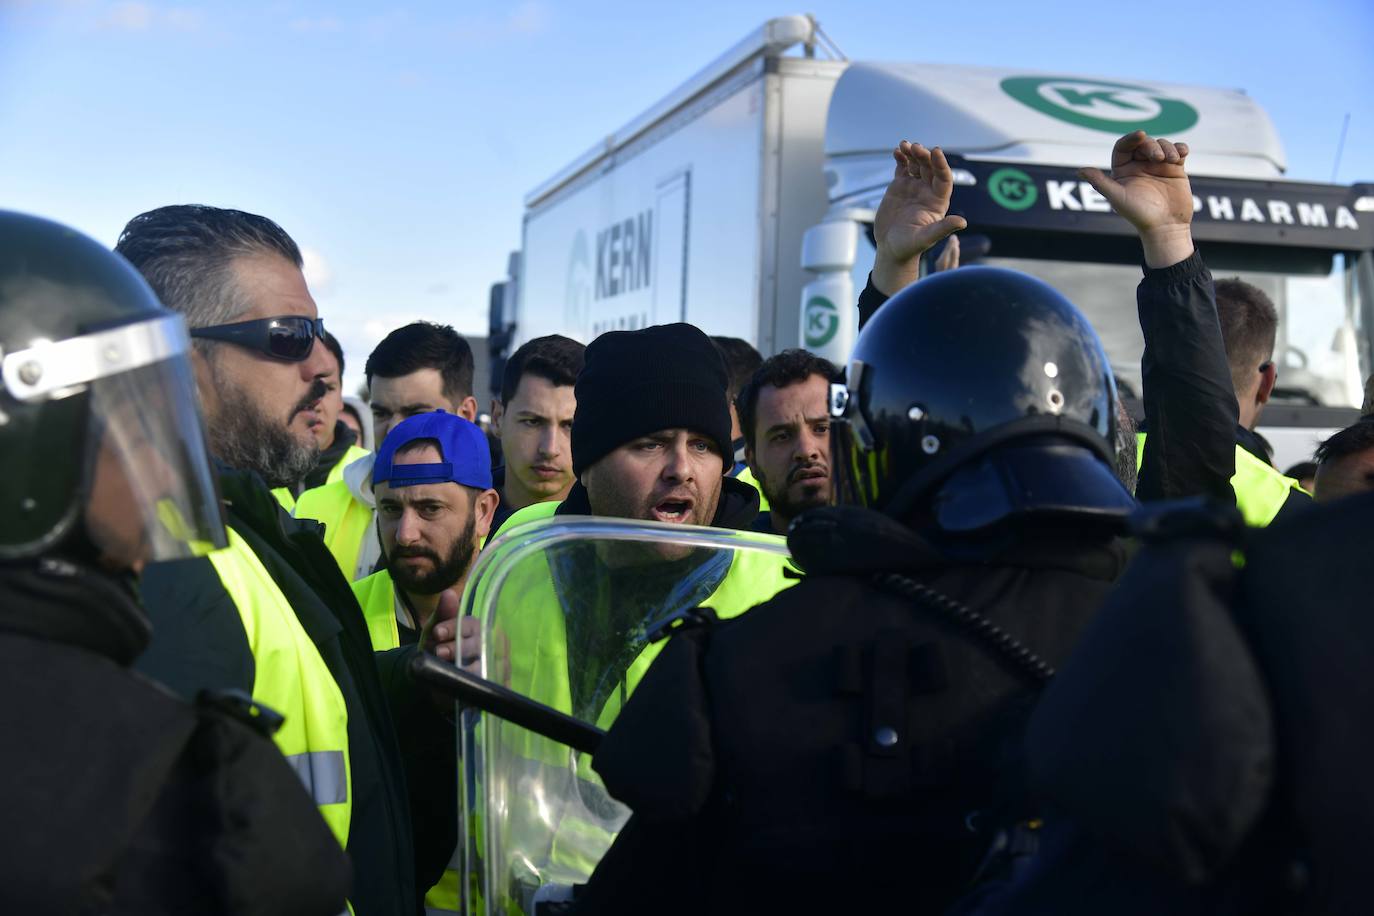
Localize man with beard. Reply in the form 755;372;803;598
352;411;498;652
120;205;457;915
487;322;794;718
734;349;839;534
350;411;496;915
267;330;369;509
296;321;479;582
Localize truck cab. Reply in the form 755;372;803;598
806;61;1374;469
492;17;1374;470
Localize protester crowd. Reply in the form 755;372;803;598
0;124;1369;916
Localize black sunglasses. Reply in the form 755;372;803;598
190;316;326;362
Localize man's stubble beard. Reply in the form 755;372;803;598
759;464;831;527
206;363;322;489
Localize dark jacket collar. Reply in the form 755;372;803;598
555;476;761;530
216;461;296;535
0;559;150;665
1235;425;1272;465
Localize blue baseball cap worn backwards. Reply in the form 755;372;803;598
373;410;493;490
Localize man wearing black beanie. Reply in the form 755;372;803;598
471;323;796;897
492;322;765;534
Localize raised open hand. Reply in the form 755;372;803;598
1080;130;1195;267
871;141;967;294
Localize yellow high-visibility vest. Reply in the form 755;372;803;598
474;500;795;887
328;445;371;485
207;528;352;847
1135;432;1308;527
736;466;771;512
297;480;375;581
275;444;370;543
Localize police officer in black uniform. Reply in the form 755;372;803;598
957;496;1364;916
956;137;1369;916
564;128;1242;914
0;211;350;914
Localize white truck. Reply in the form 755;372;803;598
488;15;1374;468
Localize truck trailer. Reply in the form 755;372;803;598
488;15;1374;468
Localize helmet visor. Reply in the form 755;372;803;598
828;376;884;512
3;312;227;563
84;352;227;564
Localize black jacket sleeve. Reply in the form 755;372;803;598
857;273;889;331
1024;534;1274;884
374;645;459;893
1134;251;1239;504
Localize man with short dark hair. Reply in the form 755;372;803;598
356;414;498;650
1285;460;1317;493
1135;274;1307;524
735;349;840;534
367;321;479;438
488;335;585;534
295;321;479;581
296;330;369;496
1214;278;1279;445
1313;418;1374;502
119;204;453;914
711;336;763;476
116;205;332;494
352;413;497;914
1213;278;1310;520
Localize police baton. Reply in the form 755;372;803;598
409;652;605;755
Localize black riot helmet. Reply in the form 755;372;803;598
0;211;227;566
829;266;1134;534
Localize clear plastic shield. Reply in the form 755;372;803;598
459;516;793;916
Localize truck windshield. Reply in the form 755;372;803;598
978;250;1372;408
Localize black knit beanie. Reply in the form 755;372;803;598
572;323;733;477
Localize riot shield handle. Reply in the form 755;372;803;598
409;652;605;755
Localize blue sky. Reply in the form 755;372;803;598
3;0;1372;394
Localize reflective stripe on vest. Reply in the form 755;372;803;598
285;750;349;806
207;528;352;847
351;570;402;652
1135;432;1307;527
296;480;375;582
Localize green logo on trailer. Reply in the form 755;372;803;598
1001;76;1199;134
804;296;839;348
987;167;1038;211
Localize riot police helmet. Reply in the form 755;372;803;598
0;211;227;566
829;266;1135;534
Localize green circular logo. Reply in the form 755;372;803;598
987;167;1038;211
1001;76;1199;135
804;296;839;348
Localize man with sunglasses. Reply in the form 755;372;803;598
187;310;334;509
119;205;456;916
